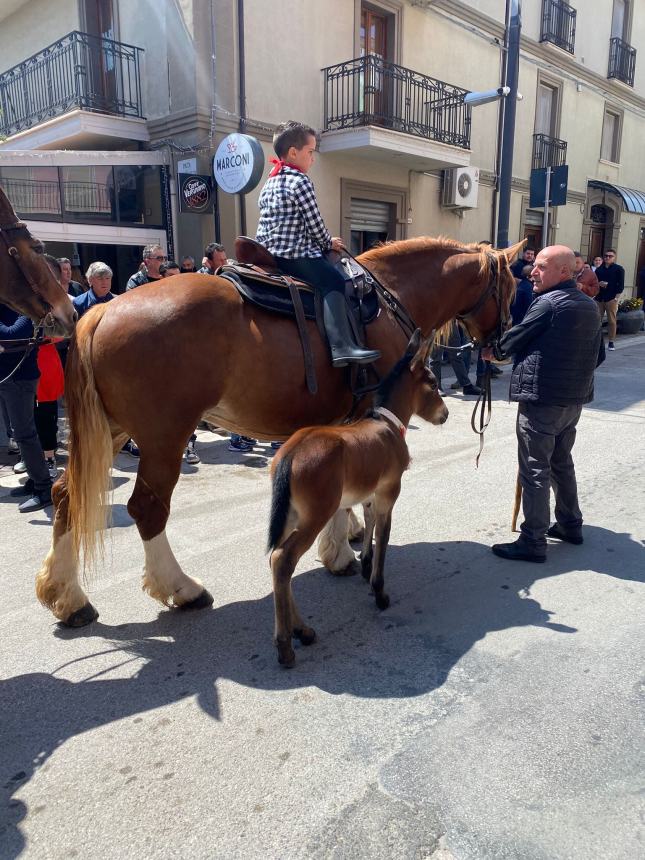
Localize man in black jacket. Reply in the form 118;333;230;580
594;249;624;350
483;245;604;562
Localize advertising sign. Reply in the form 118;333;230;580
213;133;265;195
530;165;569;208
179;174;213;214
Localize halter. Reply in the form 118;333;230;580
0;219;51;384
0;219;54;318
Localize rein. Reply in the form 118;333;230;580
0;329;45;384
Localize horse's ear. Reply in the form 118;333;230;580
500;239;526;264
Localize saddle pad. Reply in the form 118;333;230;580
219;266;379;324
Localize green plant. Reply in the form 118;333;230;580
617;297;643;313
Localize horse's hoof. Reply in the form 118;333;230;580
178;588;214;611
64;602;99;628
331;559;360;577
293;626;317;646
375;592;390;611
276;640;296;668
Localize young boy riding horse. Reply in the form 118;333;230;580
256;120;380;367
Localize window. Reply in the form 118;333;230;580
611;0;629;40
536;81;559;137
600;108;622;162
0;167;61;219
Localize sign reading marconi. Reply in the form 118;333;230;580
213;134;265;195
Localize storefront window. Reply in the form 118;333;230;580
61;165;115;222
0;166;62;219
115;165;164;226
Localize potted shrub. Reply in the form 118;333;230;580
616;297;644;335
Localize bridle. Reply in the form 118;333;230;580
456;252;512;467
0;219;51;384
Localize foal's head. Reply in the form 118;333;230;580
375;329;448;426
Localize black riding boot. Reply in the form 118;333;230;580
323;291;381;367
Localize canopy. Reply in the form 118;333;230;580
588;180;645;214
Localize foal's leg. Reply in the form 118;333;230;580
360;498;376;581
317;509;359;575
370;491;399;610
128;450;213;610
36;473;99;626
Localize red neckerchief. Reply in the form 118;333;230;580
268;158;303;177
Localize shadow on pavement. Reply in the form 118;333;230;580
1;525;643;856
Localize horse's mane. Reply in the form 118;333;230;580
372;349;414;410
362;236;507;344
361;235;494;282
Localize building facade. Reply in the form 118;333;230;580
1;0;644;296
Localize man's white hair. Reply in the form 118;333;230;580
86;261;113;280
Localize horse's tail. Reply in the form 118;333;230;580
267;453;293;552
66;306;114;570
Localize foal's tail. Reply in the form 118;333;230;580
267;454;293;552
66;306;114;570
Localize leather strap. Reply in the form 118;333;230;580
283;276;318;396
375;406;406;437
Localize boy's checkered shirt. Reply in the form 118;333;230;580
256;167;332;258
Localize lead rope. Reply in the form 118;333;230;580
0;328;44;385
470;364;493;468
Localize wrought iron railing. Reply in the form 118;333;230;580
322;55;471;149
0;30;144;137
532;133;567;170
608;36;636;87
540;0;576;54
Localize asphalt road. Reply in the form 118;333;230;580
1;335;644;860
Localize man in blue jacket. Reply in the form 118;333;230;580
0;305;53;513
483;245;604;562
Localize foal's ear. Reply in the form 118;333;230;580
409;328;434;370
405;328;422;358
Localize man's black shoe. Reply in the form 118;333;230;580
18;489;52;513
547;523;583;545
462;383;482;396
492;539;546;563
10;479;34;497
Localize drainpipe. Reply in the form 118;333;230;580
210;0;222;243
496;0;521;249
238;0;247;236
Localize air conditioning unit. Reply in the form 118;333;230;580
442;167;480;209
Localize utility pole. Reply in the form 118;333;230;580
496;0;521;249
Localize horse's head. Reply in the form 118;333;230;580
454;239;524;348
0;185;77;336
377;329;449;427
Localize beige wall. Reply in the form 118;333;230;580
0;0;79;70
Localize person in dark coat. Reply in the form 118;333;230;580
482;245;604;562
594;249;624;350
0;305;53;512
509;247;536;279
510;265;535;325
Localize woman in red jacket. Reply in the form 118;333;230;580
35;341;64;480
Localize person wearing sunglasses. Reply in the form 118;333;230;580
594;250;624;351
125;244;168;291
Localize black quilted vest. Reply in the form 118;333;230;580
510;282;602;405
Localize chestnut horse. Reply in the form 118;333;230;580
36;236;521;627
0;184;77;337
268;329;448;667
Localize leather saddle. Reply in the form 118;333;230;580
217;237;378;324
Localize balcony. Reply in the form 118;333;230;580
320;55;471;170
540;0;576;54
608;36;636;87
532;133;567;170
0;30;147;148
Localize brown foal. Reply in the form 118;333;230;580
267;330;448;667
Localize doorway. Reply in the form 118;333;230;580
349;198;393;255
636;225;645;300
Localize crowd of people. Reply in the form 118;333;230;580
0;121;633;522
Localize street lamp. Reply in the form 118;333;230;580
462;1;522;248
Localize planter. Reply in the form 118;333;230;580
616;309;645;334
